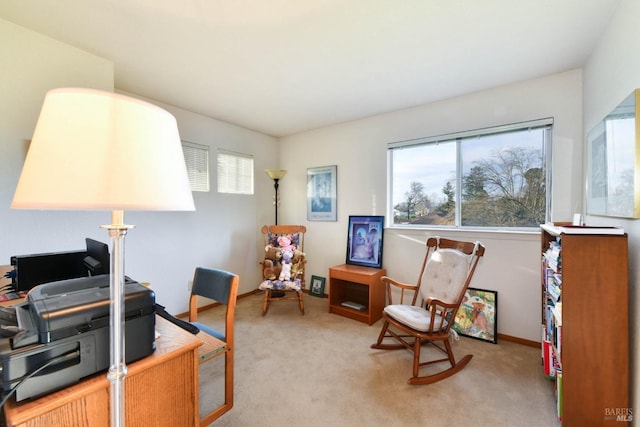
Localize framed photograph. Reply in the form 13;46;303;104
345;215;384;268
307;165;337;221
453;287;497;344
309;275;326;297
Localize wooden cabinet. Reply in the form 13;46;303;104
328;264;386;325
540;224;630;426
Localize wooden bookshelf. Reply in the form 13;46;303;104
540;224;630;425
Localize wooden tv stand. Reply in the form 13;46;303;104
328;264;386;325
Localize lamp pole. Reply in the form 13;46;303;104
265;169;287;225
273;178;280;225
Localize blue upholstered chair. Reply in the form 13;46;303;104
188;267;238;425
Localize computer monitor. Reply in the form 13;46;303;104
84;238;110;276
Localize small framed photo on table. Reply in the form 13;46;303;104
309;275;326;297
346;215;384;269
307;165;337;221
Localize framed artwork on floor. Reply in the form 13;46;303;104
307;165;337;221
309;275;326;297
345;215;384;268
453;287;498;344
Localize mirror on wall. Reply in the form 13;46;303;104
587;89;640;218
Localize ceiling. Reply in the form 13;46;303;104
0;0;621;137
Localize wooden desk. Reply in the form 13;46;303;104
3;316;225;427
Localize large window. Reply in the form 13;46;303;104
388;119;552;229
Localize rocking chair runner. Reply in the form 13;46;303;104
371;236;485;385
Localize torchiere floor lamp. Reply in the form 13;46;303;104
11;88;195;427
265;169;286;225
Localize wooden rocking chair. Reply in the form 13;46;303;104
258;225;307;315
371;236;485;385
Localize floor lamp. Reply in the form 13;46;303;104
11;88;195;427
265;169;286;225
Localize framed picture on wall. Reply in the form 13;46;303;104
453;287;498;344
307;165;337;221
345;215;384;268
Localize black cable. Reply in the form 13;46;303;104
0;349;79;408
155;304;199;334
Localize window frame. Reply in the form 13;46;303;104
387;118;553;231
217;149;254;195
181;141;210;192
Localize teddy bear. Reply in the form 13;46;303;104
263;245;284;281
262;259;279;280
278;250;293;281
290;250;305;279
265;245;282;262
277;235;296;252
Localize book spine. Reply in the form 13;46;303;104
556;369;563;421
543;339;552;377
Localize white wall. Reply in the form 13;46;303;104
0;18;114;260
280;70;583;342
120;93;278;306
0;19;278;315
582;0;640;419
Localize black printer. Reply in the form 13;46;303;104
0;275;155;402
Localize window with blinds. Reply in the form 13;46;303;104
217;149;254;195
181;141;209;192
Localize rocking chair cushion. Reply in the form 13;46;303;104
384;305;447;332
419;248;472;304
259;278;302;292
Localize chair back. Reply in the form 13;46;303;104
262;225;306;252
192;267;236;304
189;267;239;340
414;237;485;308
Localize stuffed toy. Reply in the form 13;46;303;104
262;259;279;280
263;245;283;281
265;245;282;261
279;262;292;282
278;250;293;281
290;250;305;279
277;235;296;252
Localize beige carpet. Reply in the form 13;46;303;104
195;293;559;427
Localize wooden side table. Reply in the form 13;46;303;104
328;264;386;325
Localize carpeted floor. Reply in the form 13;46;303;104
195;293;560;427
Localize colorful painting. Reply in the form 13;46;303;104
345;215;384;268
453;287;497;344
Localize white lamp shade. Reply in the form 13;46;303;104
12;88;195;211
